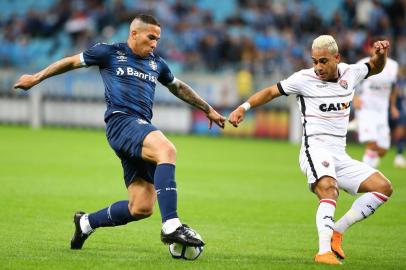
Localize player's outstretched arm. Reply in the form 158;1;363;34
228;84;282;127
367;40;390;77
13;54;83;91
167;79;225;129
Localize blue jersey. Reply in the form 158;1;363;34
80;42;175;122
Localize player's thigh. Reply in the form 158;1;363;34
106;113;158;159
357;171;393;196
375;121;391;149
357;110;379;143
299;146;336;188
120;155;156;187
127;177;157;214
335;155;377;195
141;130;176;163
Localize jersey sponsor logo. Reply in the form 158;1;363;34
149;60;157;71
316;83;328;88
322;161;330;167
116;67;125;75
319;102;351;112
116;51;127;62
115;67;157;83
339;79;348;89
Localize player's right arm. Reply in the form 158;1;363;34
14;54;83;91
228;84;282;127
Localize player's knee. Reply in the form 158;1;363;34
377;180;393;197
314;177;339;199
377;148;387;157
129;204;154;219
158;142;177;163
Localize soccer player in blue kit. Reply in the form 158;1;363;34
14;14;225;249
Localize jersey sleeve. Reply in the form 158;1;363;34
80;43;110;67
277;71;302;96
157;58;175;85
350;63;370;85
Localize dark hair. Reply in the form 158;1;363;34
134;14;160;27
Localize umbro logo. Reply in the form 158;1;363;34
116;51;127;62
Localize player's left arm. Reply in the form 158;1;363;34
167;79;225;129
367;40;390;77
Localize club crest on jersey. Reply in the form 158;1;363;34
338;80;348;89
322;161;330;167
149;60;157;71
116;51;127;62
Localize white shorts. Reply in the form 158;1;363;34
357;109;390;149
299;145;377;195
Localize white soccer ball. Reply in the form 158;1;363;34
169;242;204;260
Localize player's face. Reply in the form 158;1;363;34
311;48;340;81
131;24;161;57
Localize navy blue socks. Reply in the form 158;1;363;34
88;200;135;229
86;163;179;229
396;139;405;155
154;163;178;222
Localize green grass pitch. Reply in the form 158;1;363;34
0;125;405;270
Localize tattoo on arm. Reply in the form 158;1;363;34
168;80;211;113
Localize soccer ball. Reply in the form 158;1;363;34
169;243;204;260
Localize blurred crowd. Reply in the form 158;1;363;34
1;0;406;78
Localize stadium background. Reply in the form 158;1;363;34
1;0;405;141
1;1;406;269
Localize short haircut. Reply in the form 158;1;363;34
133;14;160;27
312;35;338;55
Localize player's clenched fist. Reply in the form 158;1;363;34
14;74;39;91
228;107;246;127
373;40;390;55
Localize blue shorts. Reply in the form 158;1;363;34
106;113;158;187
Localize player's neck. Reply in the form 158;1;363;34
325;70;340;83
127;41;145;58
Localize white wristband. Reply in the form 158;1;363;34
240;102;251;111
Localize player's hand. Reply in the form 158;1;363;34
373;40;390;55
228;107;246;128
13;74;39;91
353;96;362;110
206;107;226;129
